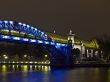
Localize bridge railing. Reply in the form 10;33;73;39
0;34;67;47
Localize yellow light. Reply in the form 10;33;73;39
48;61;50;64
29;61;33;63
17;65;18;68
24;55;27;58
4;56;8;59
44;66;49;71
38;66;41;70
42;66;44;70
22;65;28;71
45;62;47;64
35;65;37;69
35;62;37;64
30;65;32;69
11;30;19;34
2;65;7;72
25;62;28;63
12;65;15;68
3;55;6;57
45;55;48;58
48;66;51;70
21;61;23;63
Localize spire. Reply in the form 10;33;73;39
54;30;56;33
68;30;75;45
69;30;73;35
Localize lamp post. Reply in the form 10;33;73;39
4;56;8;59
3;54;8;62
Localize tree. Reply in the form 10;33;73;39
72;48;80;62
97;35;110;62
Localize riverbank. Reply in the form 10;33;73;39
51;64;110;69
0;63;50;66
72;64;110;67
0;63;110;68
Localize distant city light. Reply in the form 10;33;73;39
24;55;27;58
35;62;37;64
25;62;28;63
4;56;8;59
21;61;23;63
3;55;6;57
45;55;48;58
29;61;33;63
13;61;15;63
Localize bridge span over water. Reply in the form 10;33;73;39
0;20;73;67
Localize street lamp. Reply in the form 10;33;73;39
3;54;8;59
45;55;48;58
24;55;27;58
4;56;8;59
3;55;6;57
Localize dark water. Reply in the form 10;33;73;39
0;65;110;82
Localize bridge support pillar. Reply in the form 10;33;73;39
44;44;73;67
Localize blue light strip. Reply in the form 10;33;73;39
38;40;43;43
0;34;67;47
50;42;54;45
2;35;10;39
0;20;51;40
22;38;29;41
44;41;49;44
12;37;20;40
30;39;36;43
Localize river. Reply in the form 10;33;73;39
0;65;110;82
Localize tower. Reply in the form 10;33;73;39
68;30;75;48
53;30;56;33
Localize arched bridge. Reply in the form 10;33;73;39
0;20;73;67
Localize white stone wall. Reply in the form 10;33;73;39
74;44;85;55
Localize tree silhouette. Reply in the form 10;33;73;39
97;35;110;62
72;48;80;62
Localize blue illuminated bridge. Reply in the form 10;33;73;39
0;20;73;67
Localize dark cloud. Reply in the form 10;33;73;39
0;0;110;39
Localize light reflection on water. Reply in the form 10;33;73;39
0;65;51;82
0;65;50;73
0;65;110;82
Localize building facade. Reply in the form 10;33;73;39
67;30;102;62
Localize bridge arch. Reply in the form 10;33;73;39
0;20;51;40
0;20;73;67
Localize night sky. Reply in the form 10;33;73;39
0;0;110;39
